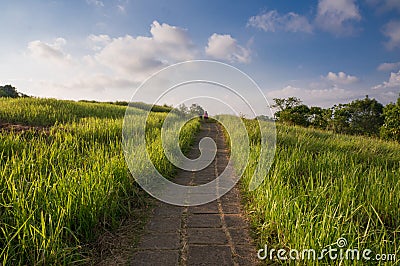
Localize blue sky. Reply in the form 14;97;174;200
1;0;399;109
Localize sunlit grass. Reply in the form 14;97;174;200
0;98;200;265
217;115;399;265
235;120;400;265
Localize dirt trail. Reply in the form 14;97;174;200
130;122;259;266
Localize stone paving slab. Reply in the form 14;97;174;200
139;232;180;250
187;214;222;228
187;245;234;266
188;228;228;245
130;250;180;266
188;201;219;214
146;215;181;232
152;203;183;217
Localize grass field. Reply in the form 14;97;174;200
0;98;199;265
1;98;399;265
234;119;400;265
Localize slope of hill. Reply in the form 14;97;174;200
0;98;199;264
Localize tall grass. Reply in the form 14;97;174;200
217;115;399;264
234;120;400;265
0;98;200;265
0;98;127;126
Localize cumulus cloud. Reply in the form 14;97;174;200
382;20;400;50
373;70;400;89
247;10;313;33
88;34;111;51
377;62;400;71
325;71;359;84
205;34;251;63
92;20;196;80
88;34;111;44
26;21;199;94
28;38;71;65
316;0;361;35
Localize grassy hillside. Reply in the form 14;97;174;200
0;98;127;126
1;98;398;265
237;120;400;265
0;98;200;264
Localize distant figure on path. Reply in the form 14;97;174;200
203;111;208;120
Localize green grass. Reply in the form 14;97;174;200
233;119;400;265
0;98;128;126
3;97;398;265
0;98;200;265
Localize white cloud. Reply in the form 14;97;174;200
92;20;196;80
316;0;361;35
266;85;355;107
267;85;302;98
150;21;192;47
27;38;71;65
88;34;111;44
382;20;400;50
116;0;129;13
205;34;251;63
25;21;198;96
86;0;104;7
325;71;359;84
382;0;400;11
373;70;400;89
366;0;400;13
247;10;313;33
117;5;125;13
377;62;400;71
88;34;111;51
67;74;137;91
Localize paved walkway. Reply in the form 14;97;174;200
130;122;258;266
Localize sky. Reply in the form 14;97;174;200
1;0;400;112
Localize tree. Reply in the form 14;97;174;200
287;105;311;126
272;97;302;112
329;96;384;136
272;97;302;121
275;105;310;126
175;103;189;116
331;104;351;133
256;115;274;122
346;95;384;136
380;95;400;142
271;96;387;137
309;106;331;129
189;103;204;116
0;85;22;98
174;103;205;117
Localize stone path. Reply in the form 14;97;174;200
130;122;258;266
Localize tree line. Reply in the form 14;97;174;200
270;95;400;142
0;85;28;98
2;84;397;142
